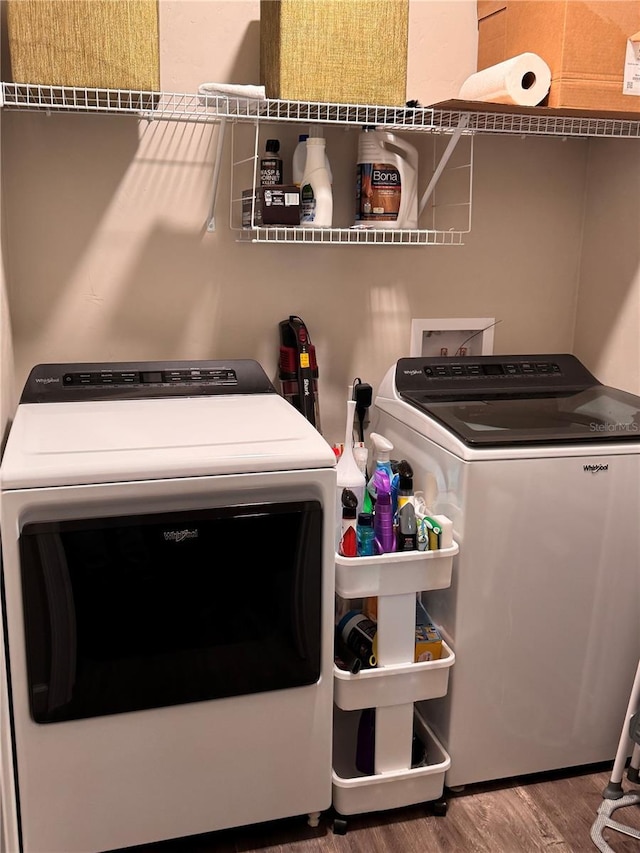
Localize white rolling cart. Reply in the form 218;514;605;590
331;536;458;834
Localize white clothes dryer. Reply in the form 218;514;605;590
0;360;336;853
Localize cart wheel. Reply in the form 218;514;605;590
333;817;348;835
432;798;448;816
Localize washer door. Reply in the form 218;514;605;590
19;500;323;723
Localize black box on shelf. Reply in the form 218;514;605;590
242;186;300;228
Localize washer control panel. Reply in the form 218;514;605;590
422;360;562;379
395;353;600;400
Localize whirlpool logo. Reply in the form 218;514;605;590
34;376;60;385
163;528;199;542
583;464;608;473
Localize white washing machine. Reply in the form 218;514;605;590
0;360;336;853
374;354;640;788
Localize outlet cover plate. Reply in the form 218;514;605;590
410;318;496;358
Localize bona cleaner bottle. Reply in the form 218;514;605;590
355;126;418;229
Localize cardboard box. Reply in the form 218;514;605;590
242;186;301;228
477;1;640;113
7;0;160;91
415;599;443;663
260;0;409;106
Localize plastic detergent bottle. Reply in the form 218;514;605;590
293;133;333;187
300;137;333;227
355;126;418;229
366;432;394;503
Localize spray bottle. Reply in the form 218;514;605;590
355;126;419;229
366;433;394;504
335;399;366;550
373;469;395;554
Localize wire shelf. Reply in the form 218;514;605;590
4;82;636;245
1;83;216;122
0;82;440;127
236;227;466;246
435;106;640;139
3;82;639;138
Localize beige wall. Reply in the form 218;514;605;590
0;97;15;446
573;139;640;395
0;257;13;451
0;1;636;446
159;1;476;103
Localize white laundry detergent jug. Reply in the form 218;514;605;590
300;136;333;228
355;127;418;229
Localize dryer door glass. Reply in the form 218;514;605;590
19;501;323;723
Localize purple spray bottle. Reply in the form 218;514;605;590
373;469;395;554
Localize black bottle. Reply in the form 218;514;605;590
260;139;283;186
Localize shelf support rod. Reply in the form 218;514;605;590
418;114;470;216
206;118;227;232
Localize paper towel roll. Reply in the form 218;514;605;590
458;53;551;107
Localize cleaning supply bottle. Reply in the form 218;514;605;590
373;469;395;553
355;126;418;229
335;399;366;550
293;132;333;187
260;138;283;186
300;137;333;227
292;134;309;187
339;488;358;557
396;501;417;551
366;432;394;504
394;459;416;550
394;460;415;518
356;511;375;557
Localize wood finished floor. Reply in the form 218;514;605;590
111;764;640;853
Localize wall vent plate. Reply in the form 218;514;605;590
410;318;496;358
